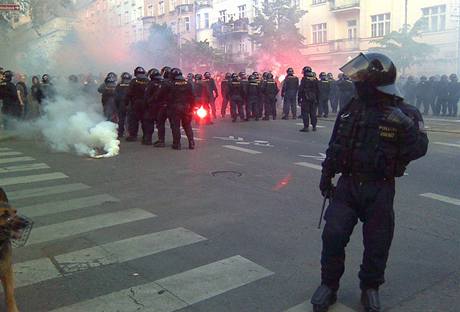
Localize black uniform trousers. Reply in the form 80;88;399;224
230;97;245;121
127;100;145;138
301;100;317;129
283;93;297;117
247;96;260;119
264;96;277;119
416;97;430;115
169;110;194;146
318;98;329;117
221;96;229;117
321;175;395;291
156;106;168;143
117;106;127;137
448;98;459;116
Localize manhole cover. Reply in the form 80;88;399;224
211;171;243;178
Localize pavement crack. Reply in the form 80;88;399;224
128;288;145;310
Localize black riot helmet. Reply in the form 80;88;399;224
231;73;239;81
204;71;212;79
105;76;117;84
134;66;146;77
319;72;327;80
248;75;256;81
107;72;117;80
148;68;161;80
225;72;231;80
187;73;194;80
42;74;50;83
3;70;13;82
302;66;312;74
420;75;427;82
170;68;182;79
267;72;274;80
252;72;259;79
121;72;132;81
327;73;334;80
287;67;294;75
450;73;458;82
340;52;402;98
238;71;247;79
195;73;203;81
441;74;448;82
262;72;269;80
161;66;172;79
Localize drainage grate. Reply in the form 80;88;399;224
211;171;243;178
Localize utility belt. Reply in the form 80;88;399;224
342;171;394;183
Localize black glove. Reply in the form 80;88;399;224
319;174;334;198
384;106;414;130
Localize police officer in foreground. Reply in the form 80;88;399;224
153;66;172;147
298;66;319;132
281;67;299;119
143;68;163;145
311;53;428;312
166;68;195;150
126;66;149;143
262;72;279;120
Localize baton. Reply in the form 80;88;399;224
318;196;328;229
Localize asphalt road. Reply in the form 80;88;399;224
0;115;459;312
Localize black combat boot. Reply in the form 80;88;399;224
299;127;309;132
126;136;137;142
153;141;166;148
262;116;269;120
172;144;181;150
189;140;195;150
312;126;317;132
361;288;381;312
281;115;288;120
311;284;337;312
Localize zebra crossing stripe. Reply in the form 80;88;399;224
294;162;323;171
55;228;207;274
0;163;50;174
0;156;35;165
27;209;156;246
0;172;68;186
7;183;90;201
0;148;12;151
420;193;460;206
49;255;273;312
0;151;22;157
284;301;357;312
21;194;120;218
14;228;206;288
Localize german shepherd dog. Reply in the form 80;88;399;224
0;187;29;312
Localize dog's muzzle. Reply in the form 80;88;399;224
3;215;33;247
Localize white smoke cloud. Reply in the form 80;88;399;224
15;86;120;158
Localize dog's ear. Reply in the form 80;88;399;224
0;188;8;203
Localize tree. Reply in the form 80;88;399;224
370;19;437;74
250;0;307;68
180;40;221;71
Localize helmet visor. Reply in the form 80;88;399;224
339;53;370;82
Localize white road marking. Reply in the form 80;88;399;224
181;135;204;141
0;163;50;174
0;148;12;151
14;258;61;288
7;183;90;200
0;156;35;165
14;228;206;288
284;300;356;312
27;209;156;246
0;151;22;157
21;194;119;218
0;172;68;186
294;162;323;171
420;193;460;206
223;145;262;154
50;255;273;312
424;118;460;123
56;228;206;273
433;142;460;148
299;153;326;161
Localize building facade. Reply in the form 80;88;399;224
298;0;459;75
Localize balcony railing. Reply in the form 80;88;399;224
328;38;360;52
330;0;360;12
212;18;249;37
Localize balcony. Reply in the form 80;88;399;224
330;0;360;13
328;38;360;52
212;18;249;38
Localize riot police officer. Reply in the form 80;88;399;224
261;73;279;120
0;70;21;129
247;74;261;121
402;75;417;107
298;66;319;132
436;75;449;116
126;66;149;143
415;76;430;115
318;72;331;118
115;72;132;138
193;73;213;125
337;74;354;110
166;68;195;150
311;53;428;312
98;73;118;122
221;72;231;118
281;67;299;119
328;73;339;113
228;73;245;122
447;74;460;117
153;66;172;147
203;71;218;120
143;68;163;144
239;72;249;120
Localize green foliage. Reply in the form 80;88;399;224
180;40;220;68
370;19;437;73
251;0;306;60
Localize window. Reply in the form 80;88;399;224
292;0;300;7
159;0;165;15
312;0;326;4
138;6;142;19
147;5;153;16
238;5;246;19
118;13;122;25
347;20;357;39
239;42;247;53
197;13;201;29
124;10;129;24
312;23;327;44
204;12;209;28
170;0;176;11
219;10;227;23
371;13;390;37
184;16;190;31
422;5;446;32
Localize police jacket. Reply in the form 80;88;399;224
203;78;218;100
228;79;244;100
447;81;460;101
298;76;319;103
98;82;117;106
193;81;210;104
221;79;230;99
115;80;130;112
436;80;450;100
318;79;331;101
127;76;149;108
337;79;354;97
167;76;195;114
144;77;164;118
281;75;299;97
322;97;428;180
247;80;261;97
240;79;249;100
263;79;279;98
0;81;19;108
415;81;430;100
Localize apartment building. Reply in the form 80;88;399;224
299;0;459;75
